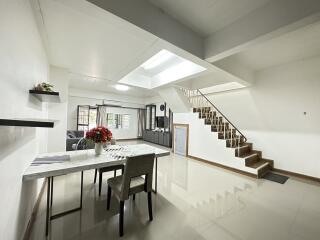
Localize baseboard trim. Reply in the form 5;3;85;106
188;155;257;178
273;168;320;183
23;178;47;240
116;138;142;142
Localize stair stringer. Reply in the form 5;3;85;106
174;111;260;176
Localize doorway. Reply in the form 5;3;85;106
173;124;189;156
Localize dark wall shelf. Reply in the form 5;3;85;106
29;90;60;103
0;118;56;128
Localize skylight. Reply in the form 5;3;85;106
119;49;206;89
141;50;175;70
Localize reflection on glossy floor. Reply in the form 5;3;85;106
30;141;320;240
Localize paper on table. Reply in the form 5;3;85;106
31;155;70;166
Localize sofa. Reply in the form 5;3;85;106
66;130;95;151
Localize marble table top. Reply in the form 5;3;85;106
23;144;170;181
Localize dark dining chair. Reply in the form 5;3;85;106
93;139;125;196
106;153;155;237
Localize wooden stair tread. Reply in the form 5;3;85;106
237;143;252;149
247;160;269;169
239;152;258;159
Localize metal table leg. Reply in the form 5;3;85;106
152;157;158;194
45;171;84;236
50;176;53;207
46;177;51;236
50;171;83;220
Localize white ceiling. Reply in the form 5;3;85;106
34;0;161;97
215;21;320;71
148;0;272;37
68;74;158;98
68;73;156;97
32;0;218;96
36;0;158;81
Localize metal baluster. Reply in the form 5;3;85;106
216;114;219;132
238;135;241;157
230;126;233;147
224;120;226;139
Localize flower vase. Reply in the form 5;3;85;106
95;142;103;155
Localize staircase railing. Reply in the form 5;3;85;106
180;88;247;144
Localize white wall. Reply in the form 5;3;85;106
47;66;69;152
158;87;191;113
68;89;144;139
206;56;320;178
0;0;49;239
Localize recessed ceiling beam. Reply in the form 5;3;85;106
205;0;320;62
87;0;204;58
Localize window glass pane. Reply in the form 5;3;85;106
151;107;155;129
146;106;150;130
78;125;89;131
77;105;90;130
78;106;89;125
105;113;130;129
122;114;130;129
106;113;115;129
89;108;97;129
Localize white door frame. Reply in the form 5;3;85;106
173;123;189;156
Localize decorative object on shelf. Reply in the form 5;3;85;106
33;82;54;92
30;82;60;103
85;126;113;155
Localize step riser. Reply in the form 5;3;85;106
235;145;252;157
200;114;220;119
257;164;272;178
226;138;244;148
218;133;237;139
245;155;260;166
194;107;211;113
206;121;227;128
199;112;217;118
212;126;232;132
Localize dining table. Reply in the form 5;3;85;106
23;144;170;236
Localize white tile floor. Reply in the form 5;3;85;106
30;141;320;240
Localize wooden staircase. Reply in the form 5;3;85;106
181;88;273;178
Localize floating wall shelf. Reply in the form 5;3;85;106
29;90;60;103
0;118;57;128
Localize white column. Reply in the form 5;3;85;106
47;66;69;152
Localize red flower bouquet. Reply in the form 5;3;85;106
85;126;112;143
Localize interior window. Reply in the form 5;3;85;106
77;105;97;131
106;113;130;129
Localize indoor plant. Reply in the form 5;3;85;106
85;126;112;155
33;82;54;92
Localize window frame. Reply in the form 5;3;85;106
77;105;97;131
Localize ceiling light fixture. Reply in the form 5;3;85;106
141;49;174;70
115;84;129;91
